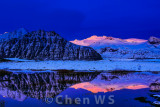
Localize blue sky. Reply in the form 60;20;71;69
0;0;160;40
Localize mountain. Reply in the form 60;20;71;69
0;29;102;60
71;35;160;59
148;36;160;45
71;35;147;48
0;28;28;42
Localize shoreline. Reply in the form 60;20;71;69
0;59;160;72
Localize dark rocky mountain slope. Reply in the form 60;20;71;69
0;29;102;60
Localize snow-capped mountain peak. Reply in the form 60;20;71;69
71;35;160;59
70;35;147;47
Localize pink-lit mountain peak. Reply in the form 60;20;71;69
70;35;147;46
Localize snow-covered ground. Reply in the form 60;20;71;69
0;58;160;71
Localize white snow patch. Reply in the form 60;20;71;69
153;95;160;98
4;58;35;62
153;101;160;105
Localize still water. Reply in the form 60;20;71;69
0;70;159;107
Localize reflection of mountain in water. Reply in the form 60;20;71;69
0;72;100;101
71;72;160;93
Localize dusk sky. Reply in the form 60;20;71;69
1;0;160;40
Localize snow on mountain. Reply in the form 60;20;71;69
70;35;147;48
71;35;160;59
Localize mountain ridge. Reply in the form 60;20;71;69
71;35;160;59
0;29;102;60
70;35;148;48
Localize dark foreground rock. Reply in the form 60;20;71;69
0;29;102;60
